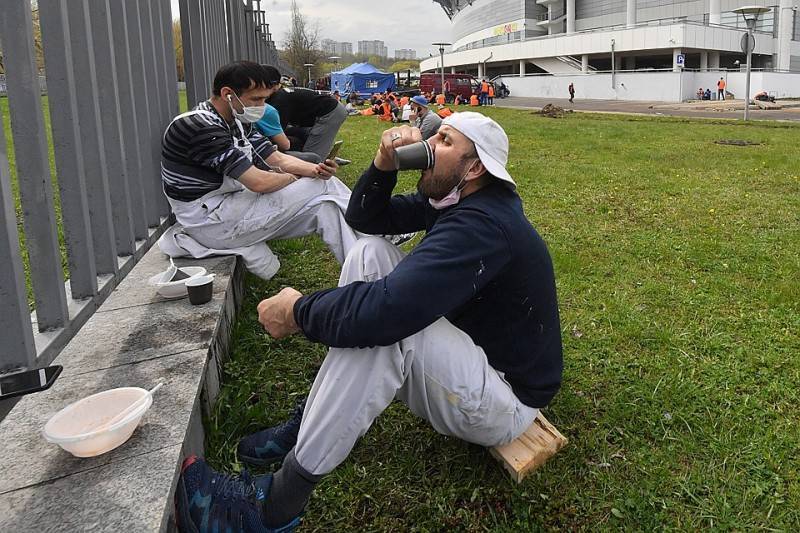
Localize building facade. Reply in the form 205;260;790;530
321;39;354;57
421;0;800;100
358;40;389;57
395;48;417;59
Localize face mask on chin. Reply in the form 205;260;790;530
427;159;477;210
228;92;266;123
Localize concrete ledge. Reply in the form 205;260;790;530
0;246;245;532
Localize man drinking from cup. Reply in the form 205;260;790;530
175;112;563;532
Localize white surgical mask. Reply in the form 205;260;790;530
228;93;266;123
428;160;475;210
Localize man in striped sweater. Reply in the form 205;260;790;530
160;61;360;274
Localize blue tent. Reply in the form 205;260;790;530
330;63;395;97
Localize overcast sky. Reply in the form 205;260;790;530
170;0;452;59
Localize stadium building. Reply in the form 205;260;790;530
420;0;800;101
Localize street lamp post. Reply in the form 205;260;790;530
304;63;314;87
432;42;451;99
733;5;769;121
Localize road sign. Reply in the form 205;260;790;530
741;33;755;54
676;54;685;67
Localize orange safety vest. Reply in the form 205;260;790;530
400;96;409;106
481;81;489;93
488;85;495;97
470;94;479;106
718;79;726;90
379;102;393;121
437;107;453;118
435;93;446;105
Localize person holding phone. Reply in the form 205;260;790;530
175;113;563;531
266;79;348;161
159;61;361;278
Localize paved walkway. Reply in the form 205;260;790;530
495;96;800;122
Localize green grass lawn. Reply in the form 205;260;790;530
4;95;799;529
203;109;800;530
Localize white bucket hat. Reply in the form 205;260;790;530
441;112;515;188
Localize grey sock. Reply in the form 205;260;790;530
263;449;322;528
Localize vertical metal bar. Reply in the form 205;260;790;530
178;0;197;107
245;1;254;60
213;0;223;69
151;0;172;126
182;0;207;107
66;0;119;274
108;0;149;240
38;0;98;299
0;93;37;371
226;0;236;60
0;1;69;330
126;0;160;227
159;0;180;117
140;0;170;217
238;2;246;61
88;0;136;256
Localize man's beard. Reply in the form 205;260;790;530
416;160;468;201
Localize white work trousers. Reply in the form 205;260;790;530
294;237;539;476
183;176;360;264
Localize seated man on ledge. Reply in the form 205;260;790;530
175;113;563;532
159;61;360;279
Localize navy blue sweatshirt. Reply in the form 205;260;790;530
293;164;563;408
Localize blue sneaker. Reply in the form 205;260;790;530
238;399;305;467
175;455;300;533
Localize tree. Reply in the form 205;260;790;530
389;60;420;73
282;0;322;81
173;20;184;82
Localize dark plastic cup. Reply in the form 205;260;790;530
185;275;214;305
394;141;435;171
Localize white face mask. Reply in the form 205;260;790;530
228;93;266;123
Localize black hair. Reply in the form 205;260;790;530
212;61;281;96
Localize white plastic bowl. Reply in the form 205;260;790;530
43;387;153;457
147;266;207;299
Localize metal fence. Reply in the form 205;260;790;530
180;0;280;108
0;0;278;376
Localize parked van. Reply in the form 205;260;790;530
420;73;479;103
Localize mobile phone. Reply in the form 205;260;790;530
327;140;344;160
0;365;63;401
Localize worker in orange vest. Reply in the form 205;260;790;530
435;93;446;106
487;83;495;106
480;79;489;105
470;93;479;106
717;77;726;100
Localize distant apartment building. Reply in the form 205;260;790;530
395;48;417;60
358;40;389;58
321;39;353;56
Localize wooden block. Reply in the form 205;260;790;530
490;413;567;483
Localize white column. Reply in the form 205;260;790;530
547;5;554;35
450;67;456;74
709;51;720;70
581;54;589;72
519;60;526;77
627;0;636;28
567;0;575;33
700;51;709;71
777;0;793;71
673;48;683;72
478;62;484;78
709;0;721;25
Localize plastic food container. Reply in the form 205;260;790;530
147;266;207;299
42;387;153;457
